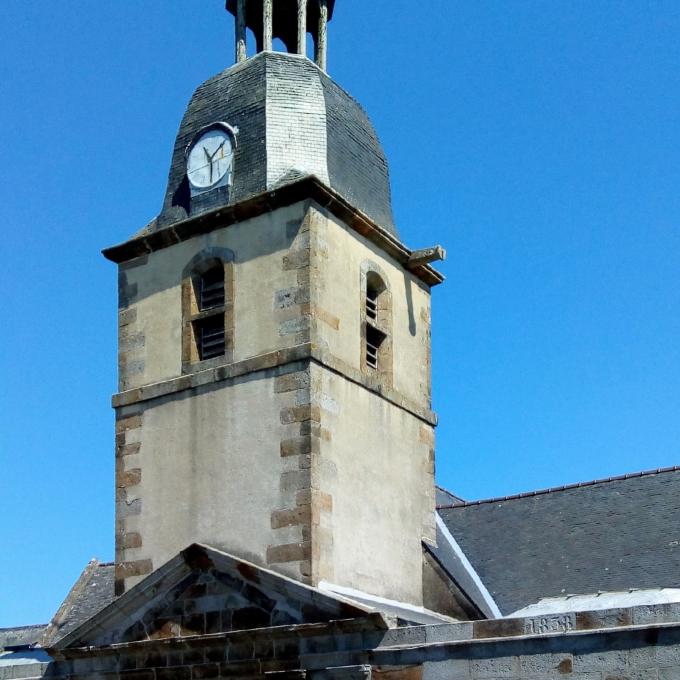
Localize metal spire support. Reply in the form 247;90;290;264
297;0;307;56
316;0;328;71
263;0;273;51
235;0;247;62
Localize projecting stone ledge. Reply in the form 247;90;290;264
102;176;444;288
110;342;437;426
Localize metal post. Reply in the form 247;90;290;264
297;0;307;56
263;0;273;51
236;0;247;62
316;0;328;71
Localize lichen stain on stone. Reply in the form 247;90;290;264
557;658;573;674
236;561;260;584
181;544;215;571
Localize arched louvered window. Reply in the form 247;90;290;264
362;267;392;382
194;265;226;360
365;275;385;369
181;250;235;371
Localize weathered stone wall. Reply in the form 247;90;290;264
114;199;436;602
115;201;314;593
311;207;432;408
115;360;315;594
380;606;680;680
39;604;680;680
310;362;435;606
117;202;309;392
289;204;435;606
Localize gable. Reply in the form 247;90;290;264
118;567;309;643
53;544;374;649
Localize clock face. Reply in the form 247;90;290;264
187;126;234;189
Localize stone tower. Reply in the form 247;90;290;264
105;0;444;607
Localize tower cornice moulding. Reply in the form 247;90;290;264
103;176;445;287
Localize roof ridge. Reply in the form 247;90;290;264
435;485;466;503
437;465;680;509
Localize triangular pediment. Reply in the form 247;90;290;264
53;544;374;649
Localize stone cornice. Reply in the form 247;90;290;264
50;603;680;660
112;343;437;426
50;614;387;660
102;176;445;287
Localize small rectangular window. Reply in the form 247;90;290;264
195;316;226;360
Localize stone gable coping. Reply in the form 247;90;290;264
52;545;383;654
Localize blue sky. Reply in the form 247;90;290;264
1;1;679;626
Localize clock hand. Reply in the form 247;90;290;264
206;141;226;163
203;146;217;183
205;142;227;184
214;141;226;159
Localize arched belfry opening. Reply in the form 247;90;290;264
225;0;335;71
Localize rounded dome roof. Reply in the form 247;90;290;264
156;52;397;237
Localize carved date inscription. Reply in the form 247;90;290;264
525;614;576;635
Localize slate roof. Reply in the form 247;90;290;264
435;486;465;507
424;516;500;619
155;51;396;236
0;626;46;651
438;466;680;615
41;561;116;646
24;467;680;642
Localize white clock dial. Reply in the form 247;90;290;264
187;127;234;189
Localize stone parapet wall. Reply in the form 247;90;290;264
0;663;51;680
32;605;680;680
374;604;680;679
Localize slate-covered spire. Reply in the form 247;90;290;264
226;0;335;70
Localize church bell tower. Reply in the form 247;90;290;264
105;0;444;608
